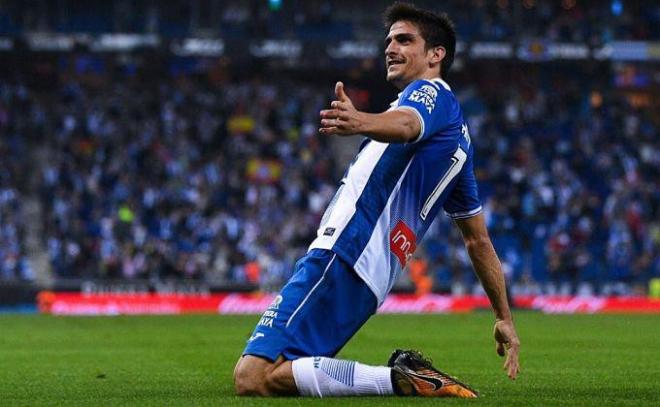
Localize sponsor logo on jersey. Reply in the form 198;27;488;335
390;220;417;267
323;227;336;236
257;309;278;328
407;84;437;113
268;294;283;310
258;296;281;328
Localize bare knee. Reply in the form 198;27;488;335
234;355;296;397
234;357;269;396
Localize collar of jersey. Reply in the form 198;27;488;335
389;77;451;109
428;77;452;91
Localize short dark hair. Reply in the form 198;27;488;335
384;2;456;79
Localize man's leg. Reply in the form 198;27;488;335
233;351;479;398
233;249;477;398
234;250;394;397
233;354;393;397
233;355;297;396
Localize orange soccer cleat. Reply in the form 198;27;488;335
388;349;479;398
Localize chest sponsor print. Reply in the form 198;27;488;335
390;220;417;267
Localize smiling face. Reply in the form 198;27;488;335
385;20;445;89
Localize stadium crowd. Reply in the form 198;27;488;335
0;0;657;43
0;122;33;281
0;54;656;296
0;0;657;295
423;65;658;296
27;74;336;291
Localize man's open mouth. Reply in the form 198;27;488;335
387;59;404;69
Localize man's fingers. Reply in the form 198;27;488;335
504;345;520;379
320;108;350;119
331;100;349;110
506;362;517;379
335;81;348;102
320;118;346;127
509;362;519;379
319;126;339;135
320;82;358;136
493;321;520;380
319;124;351;135
505;351;519;379
320;109;339;119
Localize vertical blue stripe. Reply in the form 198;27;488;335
348;360;355;386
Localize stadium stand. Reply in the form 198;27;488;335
0;129;33;281
1;0;657;42
0;0;657;296
34;75;329;288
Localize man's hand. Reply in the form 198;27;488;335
319;81;420;142
494;319;520;380
319;82;366;136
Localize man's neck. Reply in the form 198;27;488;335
394;70;443;90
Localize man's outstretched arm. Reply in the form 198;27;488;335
454;213;521;380
319;81;420;143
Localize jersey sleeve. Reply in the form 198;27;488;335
442;146;483;219
395;79;455;143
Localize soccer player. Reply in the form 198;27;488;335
233;3;520;398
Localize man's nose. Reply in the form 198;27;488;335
385;41;398;56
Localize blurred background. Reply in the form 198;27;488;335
0;0;658;310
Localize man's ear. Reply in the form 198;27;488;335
429;46;446;66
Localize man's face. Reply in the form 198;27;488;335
385;20;434;89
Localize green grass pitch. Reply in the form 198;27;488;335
1;312;658;406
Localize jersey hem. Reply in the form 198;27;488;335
328;246;386;307
394;106;425;143
444;205;483;219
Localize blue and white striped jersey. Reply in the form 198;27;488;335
309;78;482;305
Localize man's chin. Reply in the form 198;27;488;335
386;73;405;89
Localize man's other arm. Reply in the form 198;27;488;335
454;213;521;380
